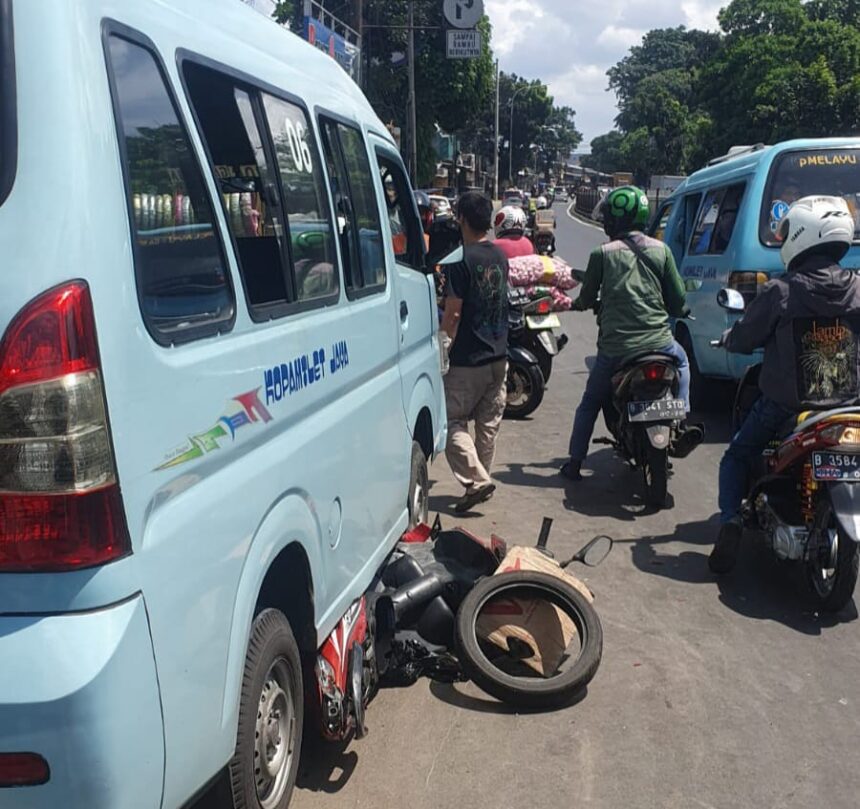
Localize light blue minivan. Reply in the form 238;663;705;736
650;138;860;405
0;2;446;808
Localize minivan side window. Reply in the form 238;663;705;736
106;36;234;344
689;184;746;256
320;118;386;294
263;96;339;302
377;155;425;271
650;201;674;242
183;63;339;315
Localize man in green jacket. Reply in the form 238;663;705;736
561;186;701;481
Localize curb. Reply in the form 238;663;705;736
566;202;604;231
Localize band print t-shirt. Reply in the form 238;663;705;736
445;240;509;367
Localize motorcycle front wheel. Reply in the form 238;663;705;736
806;496;860;613
504;361;544;419
454;571;603;710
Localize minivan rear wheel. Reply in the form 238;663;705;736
408;440;430;529
230;609;303;809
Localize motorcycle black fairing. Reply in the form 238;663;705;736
508;344;541;367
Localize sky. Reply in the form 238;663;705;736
485;0;725;150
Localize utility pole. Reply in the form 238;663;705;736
493;59;500;201
407;0;418;184
508;85;526;188
356;0;364;89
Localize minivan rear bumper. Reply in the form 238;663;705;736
0;595;164;809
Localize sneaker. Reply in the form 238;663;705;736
708;521;742;574
454;484;496;514
670;422;705;459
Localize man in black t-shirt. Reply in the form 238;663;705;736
441;192;509;513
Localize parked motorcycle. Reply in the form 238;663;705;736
508;287;568;384
594;351;688;508
314;517;612;739
714;288;860;611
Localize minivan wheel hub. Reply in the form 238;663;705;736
254;659;295;808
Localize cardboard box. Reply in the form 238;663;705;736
475;546;593;677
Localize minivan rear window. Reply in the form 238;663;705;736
0;0;16;207
761;149;860;246
106;35;235;344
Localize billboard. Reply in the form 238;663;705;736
304;16;360;81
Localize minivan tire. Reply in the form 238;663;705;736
408;440;430;529
230;609;303;809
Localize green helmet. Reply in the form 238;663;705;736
602;186;650;238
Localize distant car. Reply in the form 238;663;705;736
502;189;524;209
556;189;569;203
428;194;454;220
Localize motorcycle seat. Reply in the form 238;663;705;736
618;351;680;371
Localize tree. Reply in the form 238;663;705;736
581;132;624;174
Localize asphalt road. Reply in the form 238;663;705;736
289;206;860;809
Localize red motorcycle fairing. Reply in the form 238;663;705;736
315;596;369;742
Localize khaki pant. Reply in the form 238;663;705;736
444;360;507;492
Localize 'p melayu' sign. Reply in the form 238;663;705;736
447;29;482;59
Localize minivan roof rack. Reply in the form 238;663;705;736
707;143;769;167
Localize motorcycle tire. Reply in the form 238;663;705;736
642;443;669;509
806;497;860;613
504;362;544;419
454;571;603;710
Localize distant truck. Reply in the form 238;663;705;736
612;172;634;187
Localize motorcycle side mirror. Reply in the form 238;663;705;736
562;535;613;568
717;288;745;313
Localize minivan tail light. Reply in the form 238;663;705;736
0;282;130;572
0;753;50;787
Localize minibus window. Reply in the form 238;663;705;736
377;156;425;271
183;64;290;314
761;149;860;246
690;183;746;256
320;118;386;293
650;202;674;242
263;96;339;302
106;37;234;344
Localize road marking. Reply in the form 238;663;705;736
567;201;604;232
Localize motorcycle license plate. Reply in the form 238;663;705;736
812;452;860;481
627;399;685;423
526;314;561;330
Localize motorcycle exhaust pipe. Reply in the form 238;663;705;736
388;570;455;622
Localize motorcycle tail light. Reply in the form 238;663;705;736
638;363;673;383
315;656;339;699
821;424;860;447
536;299;551;315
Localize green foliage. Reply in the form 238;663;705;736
581;132;624;174
592;0;860;183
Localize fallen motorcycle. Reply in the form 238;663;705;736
713;287;860;611
314;518;612;740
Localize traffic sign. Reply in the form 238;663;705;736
447;29;482;58
443;0;484;30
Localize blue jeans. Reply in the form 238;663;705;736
718;396;794;524
568;341;691;462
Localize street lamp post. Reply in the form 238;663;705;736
508;85;527;188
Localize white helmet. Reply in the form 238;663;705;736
494;205;527;238
536;195;548;210
778;195;853;270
